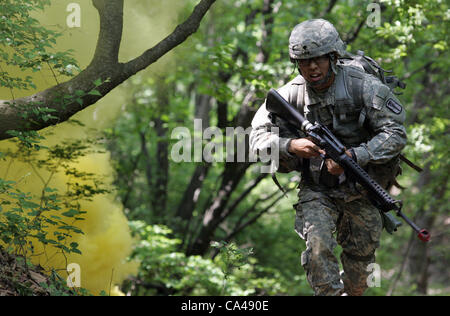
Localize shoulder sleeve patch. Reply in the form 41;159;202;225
385;98;403;114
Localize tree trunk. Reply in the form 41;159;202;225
176;94;213;220
186;162;251;256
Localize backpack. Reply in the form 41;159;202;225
340;50;406;93
337;50;422;176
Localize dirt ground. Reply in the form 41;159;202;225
0;247;52;296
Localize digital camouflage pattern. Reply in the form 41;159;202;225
295;183;383;296
249;57;407;296
250;63;407;188
289;19;347;60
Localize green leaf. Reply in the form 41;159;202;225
93;78;103;86
88;89;102;96
61;209;81;217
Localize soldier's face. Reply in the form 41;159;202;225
297;54;334;90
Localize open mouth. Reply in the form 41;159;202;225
309;73;323;82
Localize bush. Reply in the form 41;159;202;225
123;221;293;296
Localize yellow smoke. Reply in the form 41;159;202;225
0;0;188;295
0;137;140;295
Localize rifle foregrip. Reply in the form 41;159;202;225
340;156;397;212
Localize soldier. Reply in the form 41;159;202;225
249;19;407;296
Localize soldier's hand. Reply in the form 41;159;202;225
325;159;344;175
325;150;352;176
288;138;325;158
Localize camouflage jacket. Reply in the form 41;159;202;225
249;63;407;198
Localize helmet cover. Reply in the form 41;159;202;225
289;19;346;60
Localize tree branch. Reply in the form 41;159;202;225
221;173;268;220
343;18;366;44
211;187;293;259
123;0;217;76
319;0;339;17
226;190;288;241
401;61;434;80
0;0;216;140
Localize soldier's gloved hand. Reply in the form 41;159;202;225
288;137;326;158
325;150;352;176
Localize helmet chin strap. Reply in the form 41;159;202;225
329;53;338;75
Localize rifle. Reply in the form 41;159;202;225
265;88;430;242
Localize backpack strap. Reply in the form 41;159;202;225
348;69;364;107
271;173;288;197
288;76;305;114
270;78;309;193
289;80;299;108
399;154;423;173
288;79;313;184
347;68;366;128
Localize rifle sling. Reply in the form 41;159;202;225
399;154;423;173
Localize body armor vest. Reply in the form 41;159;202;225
286;65;399;189
288;64;371;148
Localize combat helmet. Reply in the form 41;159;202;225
289;19;346;61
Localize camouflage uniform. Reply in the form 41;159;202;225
249;19;407;296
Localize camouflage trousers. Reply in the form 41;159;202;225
294;185;383;296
